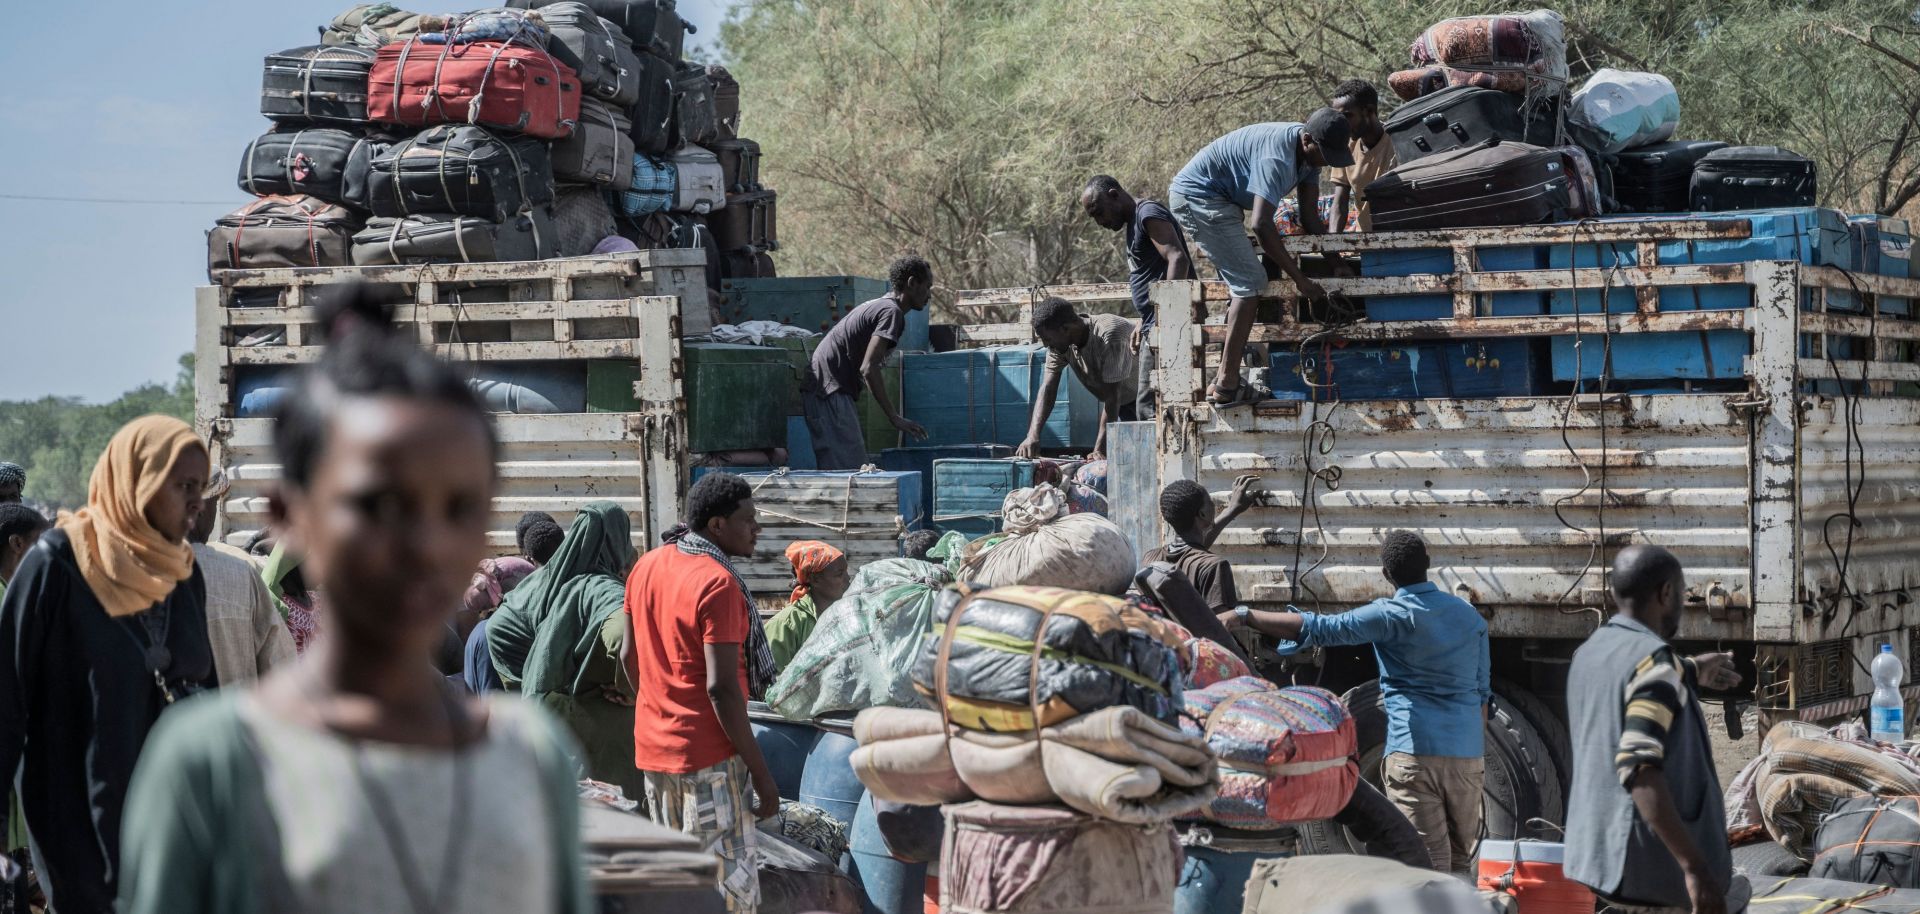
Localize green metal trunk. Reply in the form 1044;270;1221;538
587;344;791;452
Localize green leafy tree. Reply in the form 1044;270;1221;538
0;355;194;509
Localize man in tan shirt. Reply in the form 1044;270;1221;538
189;471;294;685
1017;297;1138;460
1329;79;1396;232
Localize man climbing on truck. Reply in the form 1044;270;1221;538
1140;476;1262;614
803;255;933;469
1219;531;1491;874
1016;298;1139;460
1080;174;1191;416
1168;110;1350;406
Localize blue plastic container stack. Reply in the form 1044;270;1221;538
1545;208;1853;382
901;346;1099;449
1269;339;1538;401
931;458;1036;537
878;445;1012;530
1362;245;1551;320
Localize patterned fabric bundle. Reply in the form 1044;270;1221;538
1064;484;1109;517
417;8;552;47
1145;614;1250;691
1275;192;1362;235
1389;65;1533;101
1180;676;1358;826
1073;461;1109;496
762;801;851;863
1753;720;1920;857
912;586;1185;732
1394;10;1567;102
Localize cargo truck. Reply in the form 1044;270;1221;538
1089;214;1920;850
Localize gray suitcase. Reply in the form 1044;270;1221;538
552;99;637;189
208;195;361;277
351;211;555;265
260;45;375;125
538;2;642;108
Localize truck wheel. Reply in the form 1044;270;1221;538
1297;779;1431;868
1491;676;1573;798
1298;680;1564;859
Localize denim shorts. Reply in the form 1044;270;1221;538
1168;190;1265;299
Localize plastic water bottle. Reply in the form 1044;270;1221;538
1871;644;1906;743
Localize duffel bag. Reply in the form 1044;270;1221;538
1365;140;1575;232
667;145;723;214
627;50;678;155
415;7;550;48
708;64;740;140
1179;677;1358;826
321;3;446;49
261;45;375;126
671;64;719;147
1809;796;1920;888
207;195;360;277
615;153;675;216
369;38;582;140
1568;68;1679;155
941;802;1180;914
237;127;386;208
550;186;618;257
351;211;554;265
366;124;554;222
910;584;1184;733
539;2;642;107
553;98;636;188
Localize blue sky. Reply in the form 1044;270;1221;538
0;0;729;403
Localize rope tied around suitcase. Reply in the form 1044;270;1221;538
744;465;882;536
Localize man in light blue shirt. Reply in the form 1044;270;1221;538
1220;530;1490;873
1168;110;1352;407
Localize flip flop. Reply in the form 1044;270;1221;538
1207;382;1268;408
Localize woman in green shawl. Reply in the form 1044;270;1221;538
485;502;643;797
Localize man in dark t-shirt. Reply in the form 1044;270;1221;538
803;255;933;469
1139;476;1261;613
1080;175;1191;417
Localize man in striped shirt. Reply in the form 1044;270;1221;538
1565;546;1745;913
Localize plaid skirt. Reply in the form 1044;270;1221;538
643;755;762;914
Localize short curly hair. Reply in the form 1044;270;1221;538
901;529;941;561
687;472;754;533
1031;296;1080;333
1380;530;1429;585
1159;480;1214;532
1332;78;1379;110
888;255;933;292
523;520;566;565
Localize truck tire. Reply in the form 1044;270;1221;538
1298;680;1564;858
1491;676;1573;799
1297;779;1431;868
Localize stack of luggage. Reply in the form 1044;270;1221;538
209;0;770;286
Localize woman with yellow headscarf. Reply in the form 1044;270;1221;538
765;540;850;671
0;415;215;914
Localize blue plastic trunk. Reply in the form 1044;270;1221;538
1269;339;1539;400
932;458;1036;536
1361;245;1549;320
902;346;1099;449
1546;208;1854;381
878;445;1012;529
1852;215;1914;316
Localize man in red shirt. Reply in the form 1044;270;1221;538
622;472;780;914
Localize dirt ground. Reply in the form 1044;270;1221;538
1710;705;1764;789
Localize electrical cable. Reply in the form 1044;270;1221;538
0;192;239;206
1821;267;1871;646
1552;219;1623;623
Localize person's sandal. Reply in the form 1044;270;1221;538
1206;382;1267;408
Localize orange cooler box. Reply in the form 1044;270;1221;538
1477;840;1595;914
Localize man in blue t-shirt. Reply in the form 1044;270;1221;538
1080;175;1192;417
803;255;932;469
1220;531;1490;874
1168;110;1352;406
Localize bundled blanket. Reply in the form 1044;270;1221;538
850;705;1217;825
911;586;1185;732
1743;720;1920;857
1180;677;1358;826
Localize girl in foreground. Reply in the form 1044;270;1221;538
117;327;590;914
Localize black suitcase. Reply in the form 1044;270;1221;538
552;98;636;189
1608;140;1726;213
510;0;689;62
1365;140;1575;231
1385;86;1557;163
720;246;775;279
711;138;761;194
671;64;719;147
712;189;777;252
708;64;740;140
626;50;678;156
351;211;556;265
1689;145;1817;212
365;125;555;223
539;1;642;108
238;127;386;208
261;45;375;126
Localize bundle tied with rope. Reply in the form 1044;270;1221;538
959;486;1137;596
852;585;1216;824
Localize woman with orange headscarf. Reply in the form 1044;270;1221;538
764;540;849;671
0;415;214;914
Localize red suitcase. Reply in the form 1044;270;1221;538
369;39;581;139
